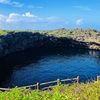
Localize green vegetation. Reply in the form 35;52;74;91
0;28;100;44
0;30;11;35
0;30;35;35
0;81;100;100
0;28;98;36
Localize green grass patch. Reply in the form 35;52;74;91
0;81;100;100
0;28;98;37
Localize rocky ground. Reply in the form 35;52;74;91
0;28;100;57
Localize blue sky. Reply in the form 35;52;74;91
0;0;100;30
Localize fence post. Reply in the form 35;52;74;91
15;86;18;88
57;79;61;86
77;76;79;84
97;76;100;81
8;87;11;91
36;83;40;90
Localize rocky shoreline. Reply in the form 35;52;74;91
0;29;100;57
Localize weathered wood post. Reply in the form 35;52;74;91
8;87;11;91
77;76;79;84
97;76;100;81
57;79;61;86
36;83;40;90
15;86;18;88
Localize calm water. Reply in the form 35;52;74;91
0;48;100;88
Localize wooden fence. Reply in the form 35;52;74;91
0;76;100;91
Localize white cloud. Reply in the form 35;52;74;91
76;19;83;25
0;14;6;27
8;13;19;18
0;0;9;3
0;0;24;7
22;12;36;17
1;12;59;23
6;12;62;23
0;12;69;29
11;1;24;7
6;13;20;23
0;14;6;21
6;12;36;23
74;6;91;11
0;14;7;27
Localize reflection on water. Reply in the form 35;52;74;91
89;50;100;57
0;48;100;88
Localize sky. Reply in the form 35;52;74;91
0;0;100;30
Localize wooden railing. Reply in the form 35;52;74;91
0;76;100;91
97;76;100;81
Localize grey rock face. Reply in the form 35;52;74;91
0;30;100;57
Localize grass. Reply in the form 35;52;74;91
0;30;35;35
0;28;98;36
0;81;100;100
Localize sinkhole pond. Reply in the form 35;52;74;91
0;48;100;88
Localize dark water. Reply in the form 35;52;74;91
0;48;100;88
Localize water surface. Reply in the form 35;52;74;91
0;48;100;87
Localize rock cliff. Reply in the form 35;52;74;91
0;29;100;57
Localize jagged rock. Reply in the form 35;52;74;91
0;29;100;57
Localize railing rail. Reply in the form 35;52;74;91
0;88;11;91
0;76;79;91
1;76;100;91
